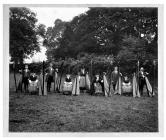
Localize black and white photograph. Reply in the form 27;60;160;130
3;3;164;136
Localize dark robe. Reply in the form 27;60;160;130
29;74;38;81
65;77;72;82
91;76;104;94
138;71;149;95
23;69;30;78
45;67;55;76
22;69;30;92
123;78;130;84
80;71;86;77
45;67;55;92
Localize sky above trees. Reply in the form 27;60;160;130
29;7;89;27
24;7;89;63
10;7;157;67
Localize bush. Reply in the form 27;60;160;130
9;55;158;80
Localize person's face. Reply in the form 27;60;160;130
67;75;70;79
124;76;128;80
82;69;85;73
140;68;144;72
114;67;118;71
32;73;35;76
50;64;53;67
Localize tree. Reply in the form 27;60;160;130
45;7;157;66
36;24;46;38
43;19;67;61
10;7;44;64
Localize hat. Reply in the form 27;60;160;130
124;76;128;79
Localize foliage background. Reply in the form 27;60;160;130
10;7;158;78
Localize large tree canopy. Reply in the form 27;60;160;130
45;7;157;61
43;19;67;61
10;7;46;64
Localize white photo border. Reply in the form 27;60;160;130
3;4;164;137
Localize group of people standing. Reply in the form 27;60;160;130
110;66;151;96
18;62;151;97
18;65;38;93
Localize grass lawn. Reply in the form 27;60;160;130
9;73;158;132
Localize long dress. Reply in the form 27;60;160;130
122;78;132;94
63;77;73;94
92;77;104;95
29;74;39;93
